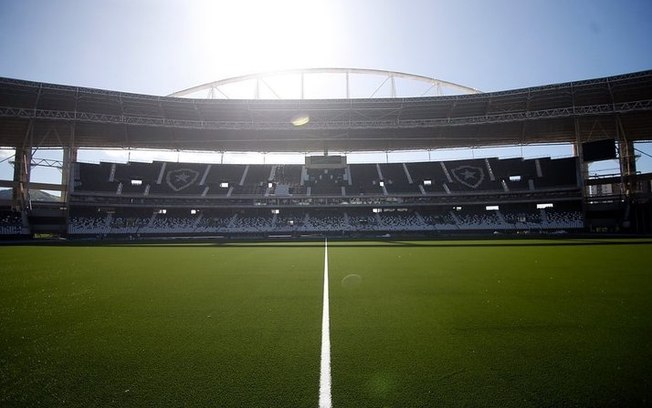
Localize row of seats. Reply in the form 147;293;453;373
74;157;579;197
68;208;584;235
0;212;23;235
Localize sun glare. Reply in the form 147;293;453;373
194;0;337;75
291;113;310;126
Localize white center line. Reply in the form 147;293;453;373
319;238;332;408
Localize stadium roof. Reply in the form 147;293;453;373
1;70;651;152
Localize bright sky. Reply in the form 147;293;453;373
1;0;652;187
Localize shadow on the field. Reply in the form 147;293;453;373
23;238;652;249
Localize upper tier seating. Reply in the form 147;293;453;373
271;164;306;195
205;164;247;196
146;162;208;195
349;164;383;195
114;161;161;194
441;159;502;193
307;168;346;196
487;158;536;192
232;165;272;195
404;162;448;193
73;156;580;197
378;163;421;194
75;162;119;193
535;157;578;188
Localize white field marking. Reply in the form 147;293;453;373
319;238;332;408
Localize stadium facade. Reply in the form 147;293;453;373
1;70;652;238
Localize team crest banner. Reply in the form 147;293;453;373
451;165;484;189
166;168;199;191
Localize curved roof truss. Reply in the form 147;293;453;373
168;67;482;99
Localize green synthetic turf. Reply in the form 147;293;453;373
1;240;651;407
329;240;652;407
0;244;323;407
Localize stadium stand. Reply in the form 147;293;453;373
149;162;208;195
535;157;579;188
73;157;578;197
67;206;584;236
232;165;273;196
487;158;536;192
404;162;448;194
205;164;247;197
442;159;502;193
349;164;384;196
75;162;119;193
271;164;306;196
378;163;421;194
68;155;585;237
114;161;160;195
306;168;346;196
0;211;24;235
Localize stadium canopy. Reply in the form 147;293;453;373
1;70;651;153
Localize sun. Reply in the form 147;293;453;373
192;0;338;76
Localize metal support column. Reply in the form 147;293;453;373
619;139;637;196
572;119;589;230
61;146;77;205
12;146;32;212
617;117;637;197
572;120;589;192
